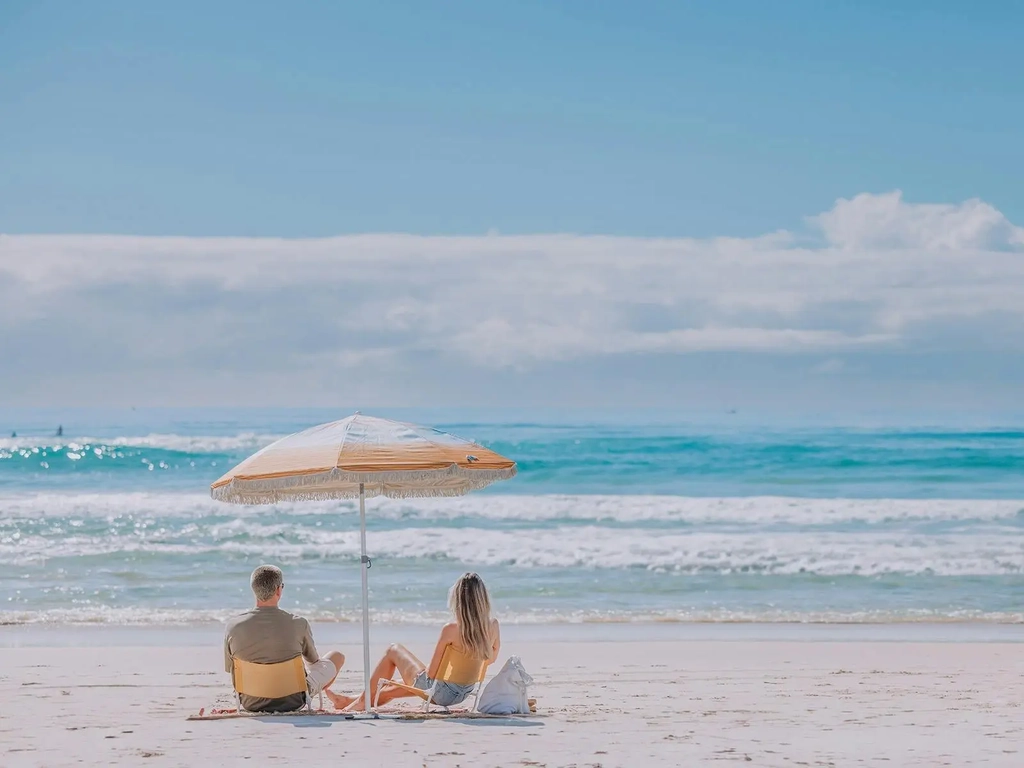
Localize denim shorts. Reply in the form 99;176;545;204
413;670;475;707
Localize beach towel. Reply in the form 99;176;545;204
187;707;351;721
187;705;543;722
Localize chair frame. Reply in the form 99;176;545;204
374;644;488;713
231;656;324;713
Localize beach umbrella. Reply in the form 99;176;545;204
210;413;517;712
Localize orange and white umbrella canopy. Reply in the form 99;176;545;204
210;413;517;504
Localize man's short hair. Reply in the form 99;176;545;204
250;564;283;601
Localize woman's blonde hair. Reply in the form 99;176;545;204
448;572;492;659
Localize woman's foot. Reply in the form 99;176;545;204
342;698;367;713
324;690;357;710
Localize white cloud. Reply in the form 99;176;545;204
1;191;1023;407
811;190;1024;250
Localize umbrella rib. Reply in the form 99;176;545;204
335;415;356;471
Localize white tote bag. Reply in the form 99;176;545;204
477;656;533;714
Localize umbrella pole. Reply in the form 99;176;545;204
359;482;372;713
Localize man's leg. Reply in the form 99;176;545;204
307;650;345;707
322;650;345;686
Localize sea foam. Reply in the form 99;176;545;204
2;491;1021;525
3;493;1023;574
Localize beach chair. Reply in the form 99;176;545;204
231;656;324;713
374;644;488;713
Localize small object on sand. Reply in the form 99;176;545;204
528;698;537;713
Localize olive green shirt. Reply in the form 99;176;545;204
224;606;319;712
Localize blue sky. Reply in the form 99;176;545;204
1;2;1023;414
1;0;1021;237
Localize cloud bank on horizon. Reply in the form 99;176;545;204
2;191;1023;412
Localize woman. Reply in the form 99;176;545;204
327;572;500;711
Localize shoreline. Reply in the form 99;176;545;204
4;620;1023;648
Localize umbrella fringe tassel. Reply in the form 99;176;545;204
211;465;517;505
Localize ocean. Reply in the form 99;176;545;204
2;408;1023;626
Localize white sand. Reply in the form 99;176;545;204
3;630;1023;767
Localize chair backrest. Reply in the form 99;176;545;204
434;644;489;686
232;656;306;699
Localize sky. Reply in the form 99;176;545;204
1;1;1022;414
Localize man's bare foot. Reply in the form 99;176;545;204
324;690;357;710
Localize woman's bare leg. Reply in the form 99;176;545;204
338;643;425;712
372;684;419;708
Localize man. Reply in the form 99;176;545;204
224;564;345;712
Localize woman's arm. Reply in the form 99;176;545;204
489;618;501;664
426;623;458;679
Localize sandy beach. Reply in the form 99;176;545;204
2;625;1022;767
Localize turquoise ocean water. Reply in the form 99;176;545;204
2;409;1022;626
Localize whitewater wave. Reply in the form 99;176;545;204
2;492;1022;526
0;433;280;454
4;520;1024;575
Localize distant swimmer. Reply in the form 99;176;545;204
56;425;63;437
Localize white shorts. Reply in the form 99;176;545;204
306;658;337;695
